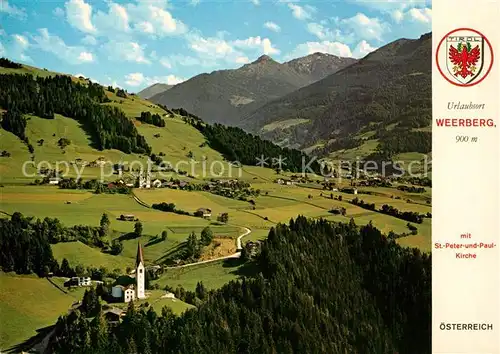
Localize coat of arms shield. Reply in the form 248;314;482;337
445;35;485;85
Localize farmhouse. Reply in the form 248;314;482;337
103;308;124;324
196;208;212;218
119;214;135;221
67;276;91;287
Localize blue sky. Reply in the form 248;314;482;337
1;0;431;91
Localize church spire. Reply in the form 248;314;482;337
136;240;144;267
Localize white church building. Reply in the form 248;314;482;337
111;241;146;303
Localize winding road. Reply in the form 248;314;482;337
131;192;252;269
165;227;251;269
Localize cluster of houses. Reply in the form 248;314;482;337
274;175;312;185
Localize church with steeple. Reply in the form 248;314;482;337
135;240;146;299
110;240;146;303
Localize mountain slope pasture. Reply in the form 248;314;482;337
0;272;80;350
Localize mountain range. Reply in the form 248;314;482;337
145;33;431;157
149;53;356;125
245;33;432;151
138;83;173;99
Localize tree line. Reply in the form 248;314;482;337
0;57;23;68
189;121;321;173
350;197;425;224
48;216;431;354
137;111;165;127
0;211;127;278
0;73;151;154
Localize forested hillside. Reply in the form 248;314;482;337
47;216;431;354
186;118;322;173
0;74;151;154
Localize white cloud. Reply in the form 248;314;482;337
124;72;184;88
340;13;389;42
190;0;201;5
53;7;65;18
351;0;428;12
391;10;404;23
81;35;97;46
232;36;280;55
352;40;378;58
184;31;280;66
135;21;155;34
264;21;281;32
94;2;130;33
286;41;353;60
159;57;172;68
124;72;145;86
102;41;150;64
0;0;26;18
126;2;187;36
62;0;186;38
306;22;356;43
407;7;431;23
159;54;217;68
2;33;32;62
288;3;315;21
65;0;96;33
235;56;250;64
187;33;234;60
12;34;29;49
251;0;260;5
78;51;94;62
32;28;94;64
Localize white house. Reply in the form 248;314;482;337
49;177;60;185
163;292;175;299
124;286;136;303
353;188;358;195
70;277;91;287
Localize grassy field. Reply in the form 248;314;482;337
1;185;243;270
154;259;246;291
0;272;195;350
110;289;194;316
0;272;79;350
51;241;131;271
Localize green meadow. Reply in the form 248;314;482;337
0;272;80;350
